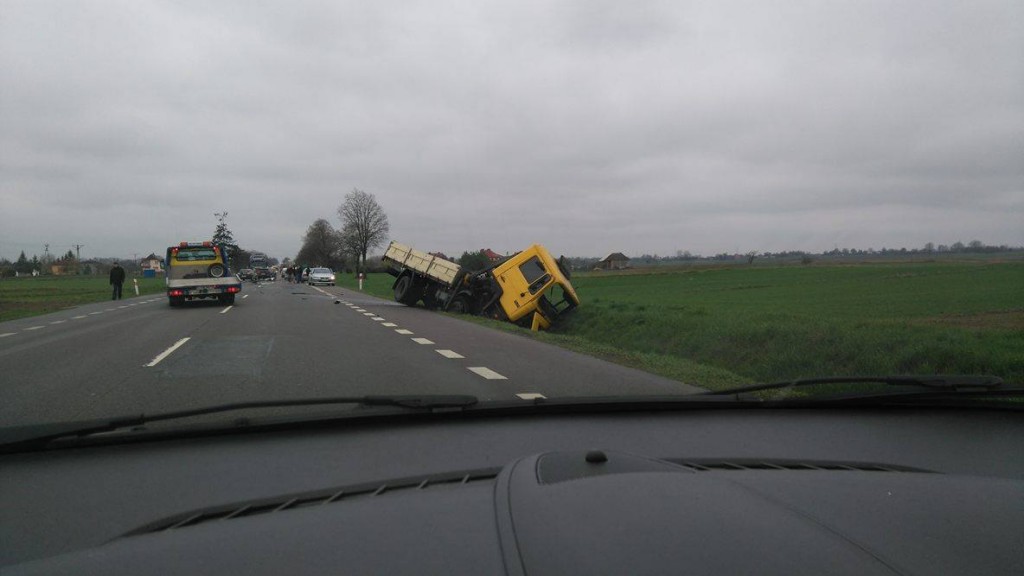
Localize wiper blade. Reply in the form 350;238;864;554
0;394;478;452
700;375;1004;397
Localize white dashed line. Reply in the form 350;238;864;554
395;329;414;335
105;308;116;312
242;294;249;299
72;315;87;319
436;349;464;359
88;312;103;315
411;337;434;345
50;320;66;324
363;312;375;316
0;333;15;338
354;308;366;312
468;367;507;380
382;322;397;327
220;306;233;314
25;326;45;331
145;337;190;367
372;317;385;321
517;393;546;400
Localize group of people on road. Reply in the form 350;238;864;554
284;265;310;283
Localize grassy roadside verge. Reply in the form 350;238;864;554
335;262;1024;390
0;276;168;322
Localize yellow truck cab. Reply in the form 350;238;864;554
489;245;579;331
383;241;579;331
165;241;242;307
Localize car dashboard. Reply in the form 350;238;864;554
2;406;1022;575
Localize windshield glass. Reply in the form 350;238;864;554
1;1;1021;431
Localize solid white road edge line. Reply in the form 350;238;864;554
468;367;507;380
145;337;191;367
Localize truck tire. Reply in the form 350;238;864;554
208;264;226;278
219;294;235;305
448;295;471;314
394;275;420;305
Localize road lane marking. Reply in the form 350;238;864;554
395;329;414;335
517;393;546;400
105;308;116;311
372;317;385;321
382;322;397;327
50;320;67;324
436;349;464;359
220;306;233;314
72;315;87;319
25;326;45;331
0;333;15;338
88;312;103;315
411;337;434;345
145;337;190;367
468;367;507;380
354;308;366;312
242;294;249;299
363;312;375;316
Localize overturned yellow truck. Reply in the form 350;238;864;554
382;241;579;331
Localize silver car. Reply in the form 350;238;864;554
307;267;335;286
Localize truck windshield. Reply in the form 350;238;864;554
541;284;576;317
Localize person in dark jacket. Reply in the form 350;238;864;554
109;261;126;300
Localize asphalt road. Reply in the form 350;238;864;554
0;280;701;427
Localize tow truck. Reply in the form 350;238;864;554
165;241;242;306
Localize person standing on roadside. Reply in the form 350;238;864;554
109;261;126;300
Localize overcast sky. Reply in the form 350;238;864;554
2;0;1021;262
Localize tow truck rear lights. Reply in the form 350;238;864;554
168;289;185;297
226;286;240;293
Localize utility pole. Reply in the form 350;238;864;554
73;244;85;275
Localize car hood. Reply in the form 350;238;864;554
7;450;1021;575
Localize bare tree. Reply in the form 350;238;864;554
296;219;343;268
337;189;390;272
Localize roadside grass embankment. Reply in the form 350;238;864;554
340;262;1024;391
0;276;167;322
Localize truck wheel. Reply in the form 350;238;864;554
208;264;225;278
448;295;471;314
219;294;236;305
394;275;420;305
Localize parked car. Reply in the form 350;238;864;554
307;267;335;286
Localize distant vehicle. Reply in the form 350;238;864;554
165;241;242;306
382;241;579;331
307;268;336;286
238;268;254;280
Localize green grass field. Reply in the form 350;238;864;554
0;275;168;321
339;262;1024;389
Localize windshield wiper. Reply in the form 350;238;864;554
700;375;1004;397
0;394;479;452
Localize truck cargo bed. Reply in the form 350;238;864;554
383;242;462;287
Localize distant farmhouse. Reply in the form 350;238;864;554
596;252;630;270
141;253;163;273
481;248;504;263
